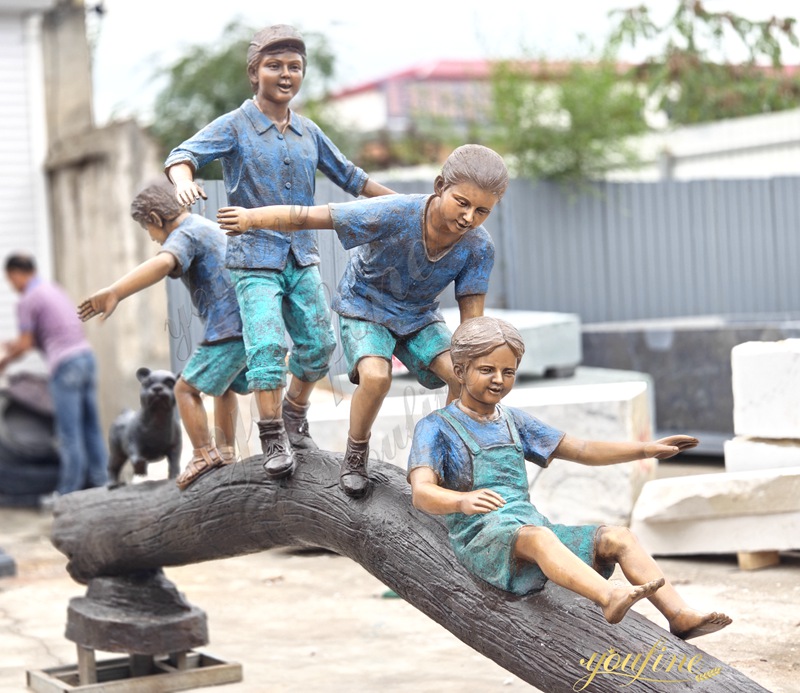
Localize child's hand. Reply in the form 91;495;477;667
647;435;699;459
458;488;506;515
77;289;118;322
217;207;253;235
174;179;207;206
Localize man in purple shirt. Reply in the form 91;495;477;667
1;254;107;499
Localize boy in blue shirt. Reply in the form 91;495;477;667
407;316;731;639
164;24;393;480
79;181;248;490
218;144;507;498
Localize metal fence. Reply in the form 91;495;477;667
167;175;800;373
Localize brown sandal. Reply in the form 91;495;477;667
218;445;237;465
176;446;223;490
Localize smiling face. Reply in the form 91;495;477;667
455;343;518;414
253;50;304;107
433;180;499;240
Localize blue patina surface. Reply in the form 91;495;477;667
161;214;243;344
409;403;612;595
165;99;368;270
329;194;495;336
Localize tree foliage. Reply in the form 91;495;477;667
489;55;649;182
149;20;344;179
608;1;800;125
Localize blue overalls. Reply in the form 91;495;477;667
438;406;612;595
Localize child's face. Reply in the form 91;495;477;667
255;51;304;106
143;222;168;246
435;181;499;239
457;344;518;411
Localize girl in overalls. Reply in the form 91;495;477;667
408;316;731;639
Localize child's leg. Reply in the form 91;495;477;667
515;525;664;625
175;377;211;449
349;357;393;441
339;357;392;498
596;527;731;639
174;377;224;490
213;389;239;451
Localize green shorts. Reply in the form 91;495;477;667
180;339;250;397
339;317;452;390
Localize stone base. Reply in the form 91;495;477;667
65;570;207;655
724;436;800;473
630;468;800;555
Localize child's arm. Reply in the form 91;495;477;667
77;254;177;322
361;178;396;197
217;204;333;236
457;294;485;323
167;163;207;206
409;467;506;515
553;434;698;466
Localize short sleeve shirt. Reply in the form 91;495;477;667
407;403;564;492
160;214;243;344
164;99;368;271
329;194;495;336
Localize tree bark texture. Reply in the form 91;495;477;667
51;452;768;692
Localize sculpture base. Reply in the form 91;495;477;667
26;650;242;692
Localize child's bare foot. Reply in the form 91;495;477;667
603;578;665;624
670;610;732;640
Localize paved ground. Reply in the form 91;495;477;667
1;476;799;693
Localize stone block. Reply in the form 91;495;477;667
311;377;655;527
732;339;800;439
441;307;582;377
629;468;800;555
582;316;800;453
724;436;800;473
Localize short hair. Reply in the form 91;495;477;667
450;316;525;369
5;253;36;274
246;25;307;93
440;145;509;199
130;181;185;225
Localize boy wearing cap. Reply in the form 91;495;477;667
165;25;393;480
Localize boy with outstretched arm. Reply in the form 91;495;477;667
78;181;247;489
218;144;508;498
164;24;394;482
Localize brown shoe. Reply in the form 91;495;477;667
282;397;318;450
176;446;223;490
258;419;295;479
339;436;370;498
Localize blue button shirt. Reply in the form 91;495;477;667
160;214;243;344
329;194;495;336
165;100;369;271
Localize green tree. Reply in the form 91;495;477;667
608;1;800;125
489;53;649;182
149;20;346;179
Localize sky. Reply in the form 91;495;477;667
90;0;800;125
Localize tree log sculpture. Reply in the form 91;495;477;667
51;451;768;693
